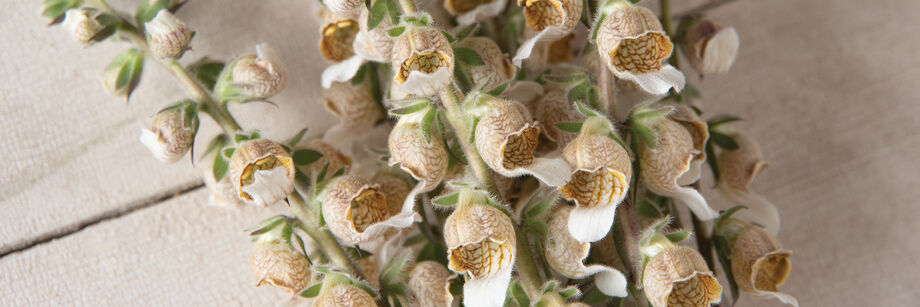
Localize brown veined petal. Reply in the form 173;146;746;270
319;18;360;63
730;223;797;306
251;239;311;294
391;27;454;96
371;171;413;215
354;8;395;62
228;139;295;207
298;138;353;177
533;85;584;146
322;176;390;244
314;284;377;307
643;246;722;307
323;80;383;131
520;0;580;33
408;261;455;307
475;98;539;172
388;119;449;190
665;104;708;186
456;37;515;90
716;132;781;235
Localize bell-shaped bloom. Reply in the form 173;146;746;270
544;206;628;296
665;104;709;186
513;0;583;65
63;9;103;45
250;231;311;294
145;10;193;60
444;0;508;25
559;117;632;243
532;85;584;147
682;20;740;75
408;261;455;307
323;80;384;133
730;222;798;306
643;246;723;307
228;139;295;207
318;11;360;63
637;117;718;220
596;2;684;95
717;132;781;235
314;283;376;307
139;106;197;163
456;37;516;90
388;115;450;211
322;175;420;245
391;25;454;97
444;189;516;307
323;0;364;18
216;44;287;102
473;95;571;186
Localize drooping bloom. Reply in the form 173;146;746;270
559;117;631;242
532;85;584;147
408;261;455;307
444;189;516;307
456;37;516;90
717;131;781;235
391;25;454;96
323;80;384;133
322;175;419;245
544;206;628;297
682;20;740;75
216;44;287;102
228;139;295;207
473;95;571;186
444;0;507;25
596;2;684;94
388;115;450;210
139;106;197;163
62;9;103;45
323;0;365;18
250;231;311;294
637;116;718;220
643;246;723;307
513;0;583;65
727;221;798;306
666;104;709;186
322;8;395;88
145;10;193;60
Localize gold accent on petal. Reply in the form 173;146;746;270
444;201;516;279
475;99;540;172
730;224;791;294
612;32;671;74
666;273;723;307
320;19;359;62
229;140;294;202
642;246;722;307
445;0;497;14
547;34;575;63
449;238;514;278
560;133;632;208
560;169;627;208
392;27;454;84
522;0;564;31
597;4;670;74
396;51;451;84
322;176;390;243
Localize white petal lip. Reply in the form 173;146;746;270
700;27;740;74
398;67;452;97
499;81;544;103
462;266;513;307
62;10;89;33
567;198;619;243
613;64;685;95
348;181;424;244
321;55;365;88
500;156;572;187
352;30;390;62
255;43;283;74
718;183;781;235
668;186;719;220
756;290;799;307
145;10;182;37
140;128;182;163
454;0;508;25
241;166;294;207
585;265;628;297
513;26;568;66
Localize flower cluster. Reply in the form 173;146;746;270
46;0;796;306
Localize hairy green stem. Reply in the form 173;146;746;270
288;192;366;279
438;86;498;195
515;228;543;301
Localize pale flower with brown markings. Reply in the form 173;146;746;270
558;117;631;242
728;221;798;306
532;85;584;147
408;261;455;307
596;2;684;95
716;131;782;235
62;9;103;45
139;107;196;163
323;80;384;133
513;0;583;65
228;139;295;207
145;10;193;60
391;25;454;97
314;283;377;307
217;44;287;101
444;188;516;307
665;104;709;186
250;232;311;294
456;37;516;90
444;0;508;25
643;245;723;307
544;206;628;296
682;20;740;75
322;175;420;245
323;0;365;18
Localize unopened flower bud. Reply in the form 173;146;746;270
730;223;798;306
145;10;193;60
534;86;584;147
388;117;449;190
544;206;628;297
444;0;507;25
717;132;780;235
217;44;287;101
682;20;740;75
643;246;723;307
139;106;197;163
323;0;364;18
456;37;515;90
559;117;631;243
512;0;582;65
408;261;455;307
250;233;311;294
228;139;295;207
314;284;376;307
391;26;454;96
596;2;684;94
444;189;516;307
319;11;359;63
637;117;718;220
63;9;104;45
323;80;383;132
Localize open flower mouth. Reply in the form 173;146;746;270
547;34;575;63
346;188;389;232
320;20;359;62
560;168;627;208
239;156;292;201
754;252;791;292
500;125;540;170
667;274;722;307
523;0;564;31
611;32;672;74
449;239;513;279
396;51;451;84
446;0;498;14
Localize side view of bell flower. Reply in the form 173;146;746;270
323;0;365;18
408;261;455;307
250;230;311;294
643;244;723;307
595;1;684;95
318;10;360;63
62;8;103;45
388;114;450;210
559;116;632;242
323;80;384;133
139;104;198;163
145;10;193;60
637;113;719;220
443;188;516;307
391;23;455;97
321;175;420;245
297;138;353;177
215;44;287;102
313;274;377;307
544;206;628;297
716;131;781;235
513;0;583;65
456;37;516;90
473;95;571;186
228;139;295;207
321;7;395;88
532;85;585;147
664;104;709;186
725;220;798;306
682;19;740;75
444;0;507;25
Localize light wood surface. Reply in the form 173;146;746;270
1;0;918;306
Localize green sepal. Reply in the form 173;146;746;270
631;120;656;148
453;47;484;66
636;197;661;218
708;114;742;128
293;149;323;166
41;0;82;24
299;282;323;298
710;131;739;150
135;0;171;26
387;26;406;37
186;58;225;91
555;122;583;133
106;48;145;101
487;82;510;96
368;0;388;30
509;281;530;307
248;215;287;236
455;24;478;42
432;192;459;207
420;107;436;143
665;231;691;243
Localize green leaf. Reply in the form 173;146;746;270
705;140;720;181
390;102;429;115
293;149;323;166
202;134;228;158
385;0;401;24
568;81;599;109
558;286;581;299
453;47;484;66
136;0;171;26
555;122;583;133
524;195;555;219
387;26;406;37
420;107;436;143
453;64;473;93
528;221;548;238
708;114;742;128
573;101;599;117
345;246;374;260
316;162;331;183
636;197;661;218
486;82;510;96
186;58;225;91
286;127;309;148
455;24;478;41
633;107;674;121
710;131;739;150
221;147;236;160
281;221;294;242
368;0;387;30
665;231;691;243
212;153;229;180
582;286;611;304
300;283;323;298
41;0;81;22
432;192;459;206
631;121;656;148
713;235;740;304
332;166;346;178
249;216;286;236
510;281;530;307
628;0;641;3
380;252;411;288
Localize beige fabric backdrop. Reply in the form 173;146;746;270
1;0;918;306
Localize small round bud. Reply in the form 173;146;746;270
456;37;515;90
228;139;295;207
145;10;193;60
217;44;287;101
682;20;740;75
314;284;376;307
730;223;798;306
63;9;104;45
408;261;455;307
319;12;359;63
250;234;311;294
391;26;454;96
388;118;449;189
643;246;723;307
139;107;197;163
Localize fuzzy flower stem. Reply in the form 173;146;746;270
438;86;498;195
398;0;418;14
288;192;367;280
659;0;679;67
515;227;544;301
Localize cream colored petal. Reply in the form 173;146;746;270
455;0;508;25
242;167;295;207
546;206;628;296
399;67;453;97
699;27;740;74
756;290;800;307
321;55;365;88
463;265;513;307
718;183;781;235
615;64;685;95
139;128;178;163
409;261;455;307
